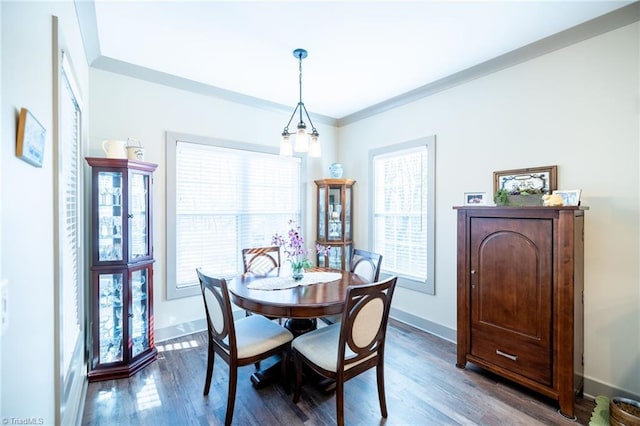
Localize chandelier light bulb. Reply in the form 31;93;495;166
309;133;321;158
295;126;309;152
280;133;293;156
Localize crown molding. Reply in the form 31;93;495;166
338;2;640;126
75;1;639;128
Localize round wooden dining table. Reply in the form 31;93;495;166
227;266;367;388
228;266;366;327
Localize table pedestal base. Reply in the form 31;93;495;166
249;317;336;394
250;355;282;389
250;318;318;389
284;318;317;337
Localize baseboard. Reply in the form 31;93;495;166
155;309;456;344
583;377;640;402
72;378;88;426
389;307;457;343
155;318;207;343
61;340;88;426
154;309;245;343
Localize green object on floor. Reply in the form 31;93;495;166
590;395;610;426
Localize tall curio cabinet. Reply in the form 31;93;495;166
86;157;158;381
315;178;356;270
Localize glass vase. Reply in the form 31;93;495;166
291;264;304;281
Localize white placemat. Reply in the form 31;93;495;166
247;271;342;291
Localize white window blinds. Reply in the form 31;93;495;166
169;139;302;298
371;137;435;294
59;52;83;380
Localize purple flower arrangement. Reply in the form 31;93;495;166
272;219;330;279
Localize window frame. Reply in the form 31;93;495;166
53;25;86;425
58;49;84;382
165;131;306;299
368;135;436;295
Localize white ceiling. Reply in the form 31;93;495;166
87;1;634;119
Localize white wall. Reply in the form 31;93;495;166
1;1;89;423
89;70;339;333
339;23;640;397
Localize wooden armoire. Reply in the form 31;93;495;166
454;206;586;418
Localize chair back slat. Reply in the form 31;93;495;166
350;249;383;282
242;246;281;275
338;276;397;370
350;297;385;349
196;268;235;354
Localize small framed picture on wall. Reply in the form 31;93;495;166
16;107;46;167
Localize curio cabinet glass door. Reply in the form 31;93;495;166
86;157;158;381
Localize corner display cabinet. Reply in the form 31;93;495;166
315;178;356;270
454;206;587;418
86;157;158;382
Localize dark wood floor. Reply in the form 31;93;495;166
82;319;596;425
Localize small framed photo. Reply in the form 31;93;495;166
553;189;582;206
464;192;487;205
16;107;46;167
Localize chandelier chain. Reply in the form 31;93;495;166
297;51;316;133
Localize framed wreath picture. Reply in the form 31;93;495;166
493;165;558;206
16;107;46;167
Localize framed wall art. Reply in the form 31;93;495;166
16;107;46;167
493;165;558;197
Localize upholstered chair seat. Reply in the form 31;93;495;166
292;323;376;372
232;315;293;359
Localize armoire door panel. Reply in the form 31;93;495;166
470;217;552;346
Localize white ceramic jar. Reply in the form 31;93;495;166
329;163;343;178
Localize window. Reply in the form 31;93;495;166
53;38;86;425
166;132;304;299
55;49;84;386
59;54;83;379
370;136;436;294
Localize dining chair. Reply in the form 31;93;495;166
242;246;282;323
242;246;281;275
321;248;383;325
292;276;398;426
196;268;293;426
350;248;383;282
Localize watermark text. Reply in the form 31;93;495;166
2;418;45;425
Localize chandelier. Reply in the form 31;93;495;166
280;48;320;157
